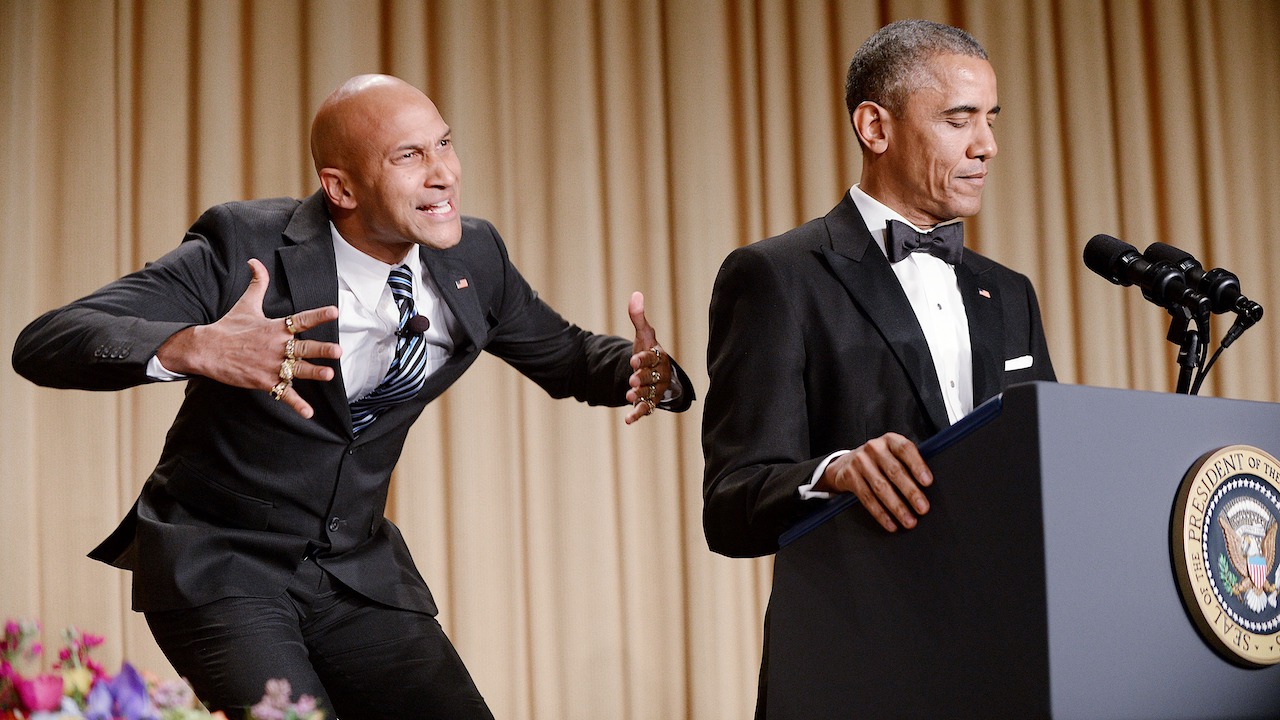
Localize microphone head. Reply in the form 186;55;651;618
1083;234;1137;285
398;314;431;337
1143;241;1196;268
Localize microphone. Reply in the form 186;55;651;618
396;314;431;338
1142;242;1264;322
1083;234;1210;317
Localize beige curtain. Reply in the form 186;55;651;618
3;1;1278;717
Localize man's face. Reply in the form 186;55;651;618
346;89;463;257
876;54;999;227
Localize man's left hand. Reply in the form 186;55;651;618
624;291;673;424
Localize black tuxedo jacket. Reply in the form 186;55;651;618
702;193;1055;558
13;191;693;613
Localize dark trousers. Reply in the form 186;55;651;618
144;559;493;720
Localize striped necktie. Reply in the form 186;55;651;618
349;265;428;434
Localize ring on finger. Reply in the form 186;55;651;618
284;337;296;360
650;369;660;384
650;345;663;364
643;385;656;401
284;315;299;335
644;398;656;414
270;380;291;401
279;357;297;382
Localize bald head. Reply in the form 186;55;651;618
310;74;433;176
309;74;463;260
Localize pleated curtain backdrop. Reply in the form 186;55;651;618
3;1;1278;718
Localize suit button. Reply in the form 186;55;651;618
328;517;341;532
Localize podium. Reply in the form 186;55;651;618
768;382;1280;719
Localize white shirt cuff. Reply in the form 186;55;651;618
659;373;683;406
146;355;186;381
798;449;850;500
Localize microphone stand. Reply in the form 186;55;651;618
1165;305;1207;395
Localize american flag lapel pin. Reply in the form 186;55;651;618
978;288;991;299
456;278;469;289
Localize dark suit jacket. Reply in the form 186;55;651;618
702;193;1055;559
13;191;693;613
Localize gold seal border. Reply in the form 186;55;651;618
1171;444;1280;668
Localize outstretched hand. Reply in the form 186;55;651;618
624;291;674;424
155;259;342;418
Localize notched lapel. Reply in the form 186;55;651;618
422;251;487;353
957;257;1004;405
278;192;350;433
818;239;951;434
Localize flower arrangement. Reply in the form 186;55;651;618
0;620;322;720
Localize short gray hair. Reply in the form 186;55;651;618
844;19;987;118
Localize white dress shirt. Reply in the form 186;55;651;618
800;185;974;498
330;224;457;402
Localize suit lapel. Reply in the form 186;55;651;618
420;246;487;353
818;195;950;433
957;253;1004;405
278;191;351;434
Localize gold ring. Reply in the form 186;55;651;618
650;345;663;363
644;398;656;414
285;337;296;360
650;369;660;384
284;315;299;335
279;357;297;382
270;380;290;401
644;385;656;401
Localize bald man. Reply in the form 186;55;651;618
12;75;694;718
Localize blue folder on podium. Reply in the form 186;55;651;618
779;391;1004;547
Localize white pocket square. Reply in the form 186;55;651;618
1004;355;1033;371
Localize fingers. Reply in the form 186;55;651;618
623;398;656;425
265;309;342;408
824;433;933;533
269;382;317;419
285;336;343;363
280;357;336;383
285;305;341;338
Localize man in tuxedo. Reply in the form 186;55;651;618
13;74;693;719
701;19;1054;716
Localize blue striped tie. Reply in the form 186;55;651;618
350;265;428;434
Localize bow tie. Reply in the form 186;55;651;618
884;219;964;265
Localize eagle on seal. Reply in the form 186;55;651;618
1220;512;1278;613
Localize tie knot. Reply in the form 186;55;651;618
388;265;414;296
884;219;964;265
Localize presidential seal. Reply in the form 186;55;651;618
1171;445;1280;667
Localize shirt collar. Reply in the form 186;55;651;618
330;222;422;310
848;185;964;262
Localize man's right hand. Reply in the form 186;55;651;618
155;258;342;418
815;432;933;532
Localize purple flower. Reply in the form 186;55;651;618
84;662;161;720
149;677;196;710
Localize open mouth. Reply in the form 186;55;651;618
420;200;453;215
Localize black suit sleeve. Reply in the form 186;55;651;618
11;206;247;390
702;246;828;558
473;220;695;411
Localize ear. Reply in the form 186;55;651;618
319;168;358;210
852;101;890;155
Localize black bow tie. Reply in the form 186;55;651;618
884;219;964;265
